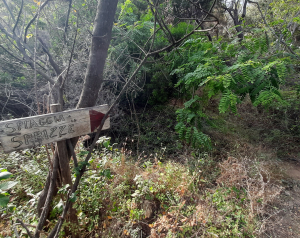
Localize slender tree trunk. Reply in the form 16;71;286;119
77;0;119;108
233;9;244;41
37;1;118;236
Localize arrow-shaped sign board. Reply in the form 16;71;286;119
0;105;110;153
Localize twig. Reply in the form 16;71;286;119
34;149;59;237
194;22;219;32
1;88;10;114
148;0;218;56
67;139;78;168
24;0;51;43
0;44;25;63
64;0;73;43
45;144;52;170
248;0;299;58
13;223;20;238
16;223;37;228
2;0;15;22
16;219;34;238
12;0;23;36
38;37;62;75
131;91;140;155
147;1;172;43
60;15;79;89
34;2;41;115
46;189;72;238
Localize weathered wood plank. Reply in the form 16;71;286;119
0;105;110;153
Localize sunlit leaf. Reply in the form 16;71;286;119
0;172;12;181
0;181;18;191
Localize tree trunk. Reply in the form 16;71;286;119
37;104;79;237
77;0;119;108
233;9;244;41
37;1;118;236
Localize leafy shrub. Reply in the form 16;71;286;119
171;33;292;149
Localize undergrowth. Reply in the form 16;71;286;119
0;136;283;237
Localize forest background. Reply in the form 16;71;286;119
0;0;300;237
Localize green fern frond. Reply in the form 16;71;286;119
249;81;268;101
192;127;211;149
183;95;201;108
223;74;233;88
253;89;283;107
219;90;231;113
276;62;287;80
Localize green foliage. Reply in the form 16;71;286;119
171;33;292;149
0;136;283;237
175;96;212;149
0;168;17;207
268;0;300;46
206;187;250;237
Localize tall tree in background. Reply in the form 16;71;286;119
220;0;248;41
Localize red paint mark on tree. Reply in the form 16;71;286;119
89;110;106;132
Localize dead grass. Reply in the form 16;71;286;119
83;148;284;238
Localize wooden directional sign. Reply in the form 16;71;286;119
0;105;110;153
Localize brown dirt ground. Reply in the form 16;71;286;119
263;159;300;238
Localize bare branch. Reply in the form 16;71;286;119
149;8;157;52
248;0;299;58
38;37;62;75
34;149;59;238
0;20;14;39
16;219;34;238
187;0;219;21
241;0;248;19
13;0;23;36
147;2;173;43
13;223;20;238
2;0;16;22
0;44;25;63
194;22;219;32
148;0;218;55
24;0;51;43
0;21;55;83
67;139;78;168
36;69;55;84
64;0;73;43
60;16;79;89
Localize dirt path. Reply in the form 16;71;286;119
266;160;300;237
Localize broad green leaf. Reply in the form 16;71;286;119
0;181;18;191
0;172;12;181
69;193;77;203
103;141;110;149
0;194;9;207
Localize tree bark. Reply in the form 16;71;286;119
77;0;119;108
223;0;248;42
36;104;79;238
37;1;119;236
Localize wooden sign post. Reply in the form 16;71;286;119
0;105;110;153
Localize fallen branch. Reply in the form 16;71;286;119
16;219;34;238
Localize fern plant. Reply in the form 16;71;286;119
171;31;292;149
175;95;212;149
